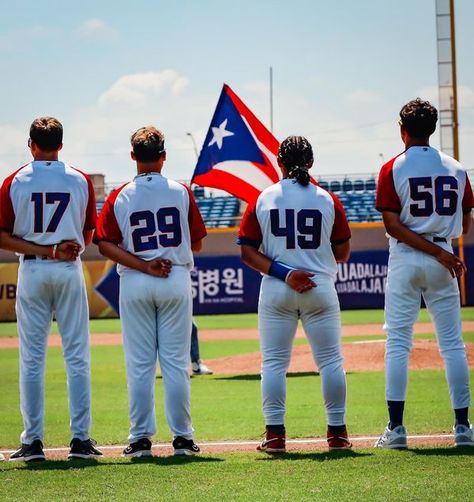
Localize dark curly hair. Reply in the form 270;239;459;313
399;98;438;138
131;126;165;162
278;136;313;186
29;117;63;151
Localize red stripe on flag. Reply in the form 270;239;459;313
193;169;262;204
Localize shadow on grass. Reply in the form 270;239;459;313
215;372;320;381
408;447;474;457
8;455;223;471
256;450;372;462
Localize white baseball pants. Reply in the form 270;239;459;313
258;275;347;427
16;259;91;444
384;242;471;409
119;266;193;443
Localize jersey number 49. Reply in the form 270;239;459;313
270;208;322;249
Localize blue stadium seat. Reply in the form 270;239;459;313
193;186;205;198
353;179;364;192
342;179;353;192
318;180;329;191
330;180;341;193
365;178;376;192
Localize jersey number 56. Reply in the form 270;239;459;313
409;176;458;217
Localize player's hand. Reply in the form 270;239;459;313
55;241;81;261
144;258;172;278
286;270;317;293
435;249;467;278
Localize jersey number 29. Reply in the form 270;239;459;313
270;208;322;249
130;208;182;252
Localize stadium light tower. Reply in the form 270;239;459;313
435;0;466;304
186;132;199;160
435;0;459;160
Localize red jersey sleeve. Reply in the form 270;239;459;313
462;172;474;214
0;172;16;233
84;174;97;230
93;189;124;245
329;193;351;244
237;203;262;248
184;186;207;243
376;159;402;213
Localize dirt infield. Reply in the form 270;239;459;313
1;321;473;349
1;323;474;374
208;339;474;374
0;434;457;460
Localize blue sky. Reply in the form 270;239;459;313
1;0;473;187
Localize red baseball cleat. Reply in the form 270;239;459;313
256;431;286;453
327;427;352;450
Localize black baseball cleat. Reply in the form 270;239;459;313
10;440;46;462
172;436;200;456
122;438;153;458
68;438;103;459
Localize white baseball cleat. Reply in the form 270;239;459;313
374;424;408;449
192;361;213;375
453;424;474;447
0;452;5;461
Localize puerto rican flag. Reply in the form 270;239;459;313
191;84;281;203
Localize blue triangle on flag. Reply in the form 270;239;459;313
193;89;265;178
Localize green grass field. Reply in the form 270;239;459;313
0;307;473;338
1;449;473;501
2;310;474;500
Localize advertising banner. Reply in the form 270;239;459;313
1;247;473;321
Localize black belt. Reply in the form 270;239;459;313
24;255;48;260
397;237;446;244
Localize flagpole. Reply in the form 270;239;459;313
186;132;199;160
269;66;274;133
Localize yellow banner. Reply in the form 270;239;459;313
0;260;119;322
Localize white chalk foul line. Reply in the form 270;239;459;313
0;434;454;455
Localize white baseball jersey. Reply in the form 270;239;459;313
238;178;351;279
0;161;97;250
94;173;206;274
376;146;473;248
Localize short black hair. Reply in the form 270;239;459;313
278;136;313;186
131;126;165;163
399;98;438;138
29;117;63;151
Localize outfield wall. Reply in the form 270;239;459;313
0;223;473;321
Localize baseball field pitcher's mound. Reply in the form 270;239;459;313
206;340;474;375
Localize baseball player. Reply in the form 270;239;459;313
191;321;213;375
94;126;206;457
375;98;474;448
238;136;352;452
0;117;103;461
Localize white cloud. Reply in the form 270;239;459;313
77;18;116;39
345;89;383;105
243;81;269;95
416;85;474;109
98;70;189;108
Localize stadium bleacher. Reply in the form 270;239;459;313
191;177;381;226
98;177;381;227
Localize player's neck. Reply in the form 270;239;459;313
404;137;430;149
136;161;163;175
33;151;59;161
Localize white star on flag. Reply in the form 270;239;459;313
208;118;234;149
